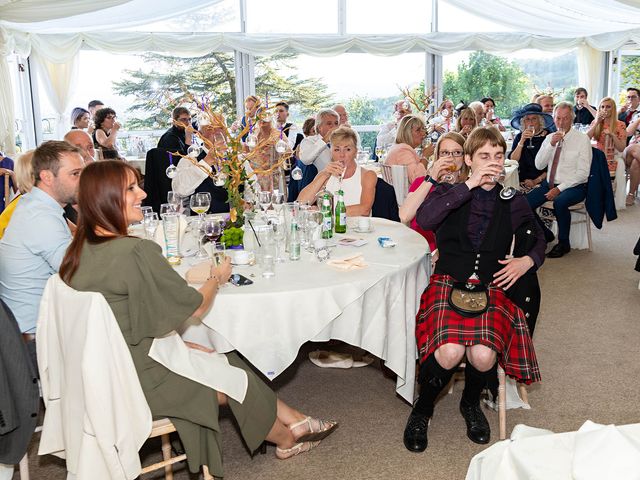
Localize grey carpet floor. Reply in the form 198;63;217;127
17;202;640;480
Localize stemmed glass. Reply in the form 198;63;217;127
143;212;159;240
167;191;182;213
190;192;211;222
441;164;459;184
271;191;285;219
491;168;517;200
203;216;224;264
258;191;272;219
526;126;536;150
190;218;208;260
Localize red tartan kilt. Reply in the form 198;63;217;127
416;274;541;384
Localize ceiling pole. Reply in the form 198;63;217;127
425;0;442;112
234;0;255;119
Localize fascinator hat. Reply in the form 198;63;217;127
510;103;555;131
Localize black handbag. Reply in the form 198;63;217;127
448;281;489;317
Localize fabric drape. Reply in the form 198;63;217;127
0;27;15;154
30;51;78;140
577;45;606;102
0;0;221;32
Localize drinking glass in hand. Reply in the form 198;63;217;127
203;216;223;244
526;126;536;149
190;192;211;221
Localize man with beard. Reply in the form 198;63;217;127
0;141;84;369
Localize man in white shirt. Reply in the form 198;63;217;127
299;108;340;172
527;102;592;258
274;101;298;145
0;141;84;364
377;100;412;147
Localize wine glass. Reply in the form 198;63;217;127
143;212;159;240
190;217;208;260
203;216;224;262
271;191;285;218
159;203;175;217
167;191;182;213
526;126;536;150
141;206;153;219
258;191;272;218
441;163;459;184
190;192;211;222
491;168;517;200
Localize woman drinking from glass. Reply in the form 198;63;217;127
587;97;627;174
59;161;338;476
508;103;554;192
298;126;377;216
455;107;478;139
384;114;432;183
92;107;122;160
399;132;468;252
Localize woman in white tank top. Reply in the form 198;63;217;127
298;126;377;216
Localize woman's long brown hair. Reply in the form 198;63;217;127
59;161;139;284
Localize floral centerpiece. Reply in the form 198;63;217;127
170;93;293;247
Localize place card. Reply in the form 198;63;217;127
338;237;368;247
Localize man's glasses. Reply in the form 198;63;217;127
439;150;464;158
105;114;117;119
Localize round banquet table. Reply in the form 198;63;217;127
177;217;430;403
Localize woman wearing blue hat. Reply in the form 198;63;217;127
508;103;555;192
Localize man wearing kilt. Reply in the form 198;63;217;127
403;127;545;453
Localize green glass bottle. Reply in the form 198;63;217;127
334;189;347;234
321;193;333;239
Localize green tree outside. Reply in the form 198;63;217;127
113;52;333;129
443;51;529;119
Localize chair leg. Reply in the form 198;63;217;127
160;433;173;480
585;213;593;252
518;383;529;405
497;367;507;440
19;453;29;480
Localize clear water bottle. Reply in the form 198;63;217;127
289;220;301;261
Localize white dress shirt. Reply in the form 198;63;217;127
299;134;332;171
171;155;212;197
535;128;592;191
377;121;397;146
0;187;71;333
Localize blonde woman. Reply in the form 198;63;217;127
587;97;626;173
384;114;431;183
455;108;478;139
0;150;35;238
298;126;377;216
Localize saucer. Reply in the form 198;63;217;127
353;225;374;234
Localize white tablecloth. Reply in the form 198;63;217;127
177;218;430;403
466;421;640;480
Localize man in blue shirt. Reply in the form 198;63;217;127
0;141;84;367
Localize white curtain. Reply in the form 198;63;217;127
0;0;130;23
0;27;16;154
30;51;78;139
443;0;640;37
0;0;222;33
577;45;606;104
4;29;640;63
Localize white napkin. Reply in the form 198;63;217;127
572;421;640;480
149;330;248;403
326;253;368;271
